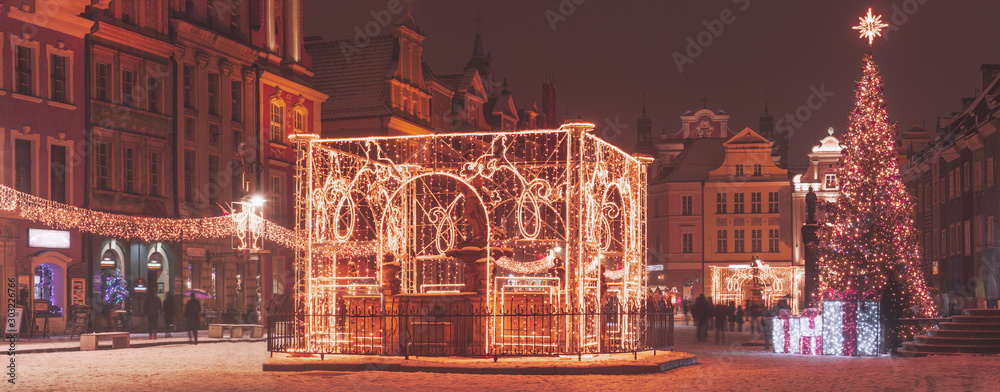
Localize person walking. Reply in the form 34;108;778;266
145;293;162;339
184;293;201;344
693;294;709;342
714;303;727;344
727;302;737;332
761;307;774;350
682;300;690;326
750;304;761;335
736;305;745;333
163;292;176;338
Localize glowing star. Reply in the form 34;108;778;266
852;8;889;46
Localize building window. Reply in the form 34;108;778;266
293;109;305;133
751;229;762;253
122;69;136;107
14;140;32;194
208;155;220;204
149;151;160;197
123;147;136;193
753;164;762;176
682;233;693;253
231;160;244;201
121;0;137;24
229;3;239;36
184;150;196;202
147;77;160;113
716;192;727;214
768;229;779;252
269;101;284;143
733;193;745;214
681;196;693;216
717;230;727;253
96;62;111;101
768;192;779;213
975;161;983;190
734;230;745;253
231;80;242;121
185;117;196;141
95;142;111;190
824;174;837;189
209;124;220;146
269;175;283;219
15;46;34;96
50;145;67;204
208;72;219;115
233;130;243;154
50;55;67;103
183;65;194;109
735;164;744;177
751;192;762;214
964;162;971;192
988;216;996;248
987;158;995;186
206;1;216;29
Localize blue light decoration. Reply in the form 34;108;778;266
103;271;128;308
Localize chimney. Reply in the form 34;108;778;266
981;64;1000;91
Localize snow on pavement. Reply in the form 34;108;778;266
15;325;1000;391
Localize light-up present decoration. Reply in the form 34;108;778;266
798;308;822;355
290;123;651;354
820;291;881;356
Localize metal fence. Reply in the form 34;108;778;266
267;298;673;358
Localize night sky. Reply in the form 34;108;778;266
305;1;1000;171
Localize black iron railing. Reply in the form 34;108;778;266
267;297;673;357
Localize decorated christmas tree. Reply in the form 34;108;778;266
103;270;129;308
815;10;934;317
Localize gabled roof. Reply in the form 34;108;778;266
724;127;772;147
437;69;486;101
662;138;727;183
304;35;396;120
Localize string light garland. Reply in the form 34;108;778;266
0;184;304;249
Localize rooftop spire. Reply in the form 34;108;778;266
472;14;485;58
642;94;647;117
764;89;769;114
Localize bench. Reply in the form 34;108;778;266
208;324;263;339
80;332;130;351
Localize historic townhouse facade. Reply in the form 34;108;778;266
903;65;1000;313
82;1;178;327
0;0;91;334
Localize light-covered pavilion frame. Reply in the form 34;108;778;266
291;123;650;352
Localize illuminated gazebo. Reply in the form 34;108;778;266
282;123;658;356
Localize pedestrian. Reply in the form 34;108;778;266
694;294;710;342
145;293;162;339
750;304;761;334
736;305;745;333
163;292;176;338
682;300;690;326
727;302;737;332
761;307;774;350
714;303;727;343
184;292;201;344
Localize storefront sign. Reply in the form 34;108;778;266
646;264;664;272
186;247;207;257
27;229;71;249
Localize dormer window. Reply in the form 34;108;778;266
825;174;838;189
735;164;744;177
753;164;762;176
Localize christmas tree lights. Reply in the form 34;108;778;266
814;46;934;317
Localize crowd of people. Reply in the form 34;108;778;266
681;294;791;348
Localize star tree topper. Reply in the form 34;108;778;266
852;8;889;46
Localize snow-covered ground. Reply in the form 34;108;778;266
17;325;999;391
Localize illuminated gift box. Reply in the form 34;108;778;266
797;308;822;355
772;309;799;354
821;291;881;356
